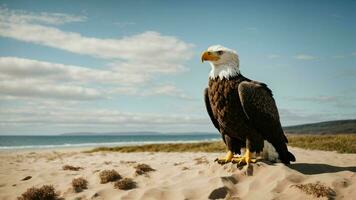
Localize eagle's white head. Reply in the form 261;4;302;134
201;45;240;79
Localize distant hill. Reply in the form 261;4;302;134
284;119;356;134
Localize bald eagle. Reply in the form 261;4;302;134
201;45;295;165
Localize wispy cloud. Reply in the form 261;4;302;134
0;57;104;100
294;54;317;60
287;95;355;108
290;96;339;103
0;57;148;85
0;79;101;100
0;57;192;100
143;84;192;100
267;54;281;59
332;55;346;59
246;27;258;31
0;6;86;25
108;84;193;100
113;21;136;28
0;106;205;126
279;108;354;126
0;101;208;133
332;52;356;59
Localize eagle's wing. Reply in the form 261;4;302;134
205;88;243;154
204;88;220;130
238;81;295;163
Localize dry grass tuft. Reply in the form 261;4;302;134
292;182;336;199
114;178;137;190
134;164;155;175
194;157;209;165
99;169;121;183
72;177;88;193
62;165;83;171
17;185;61;200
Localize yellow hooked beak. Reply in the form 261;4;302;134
201;51;220;62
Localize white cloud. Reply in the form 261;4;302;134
0;7;194;95
0;57;106;100
294;54;317;60
0;6;86;25
291;95;339;103
113;21;136;28
144;84;192;100
0;56;140;100
0;79;101;100
0;57;148;100
332;55;346;59
0;107;186;125
0;57;147;85
0;102;208;134
288;95;355;109
0;7;197;133
108;84;192;100
332;52;356;59
0;8;194;72
0;23;193;63
0;57;191;100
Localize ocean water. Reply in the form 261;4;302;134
0;134;220;150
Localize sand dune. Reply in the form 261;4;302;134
0;147;355;200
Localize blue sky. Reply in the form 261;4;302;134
0;0;355;135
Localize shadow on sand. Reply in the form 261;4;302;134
288;163;356;175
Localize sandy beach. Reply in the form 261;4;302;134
1;147;355;200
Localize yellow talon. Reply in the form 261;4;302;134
231;148;256;165
215;151;233;164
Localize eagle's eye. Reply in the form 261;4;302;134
217;50;224;55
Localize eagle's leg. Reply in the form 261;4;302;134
231;148;256;165
215;150;233;164
231;138;256;165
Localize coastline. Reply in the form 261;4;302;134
1;134;355;153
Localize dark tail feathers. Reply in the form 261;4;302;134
280;151;296;164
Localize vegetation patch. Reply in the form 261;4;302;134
85;142;225;153
292;182;336;199
287;134;356;153
99;169;122;183
62;165;83;171
85;134;356;154
114;178;137;190
194;157;209;165
17;185;61;200
134;164;155;175
72;177;88;192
